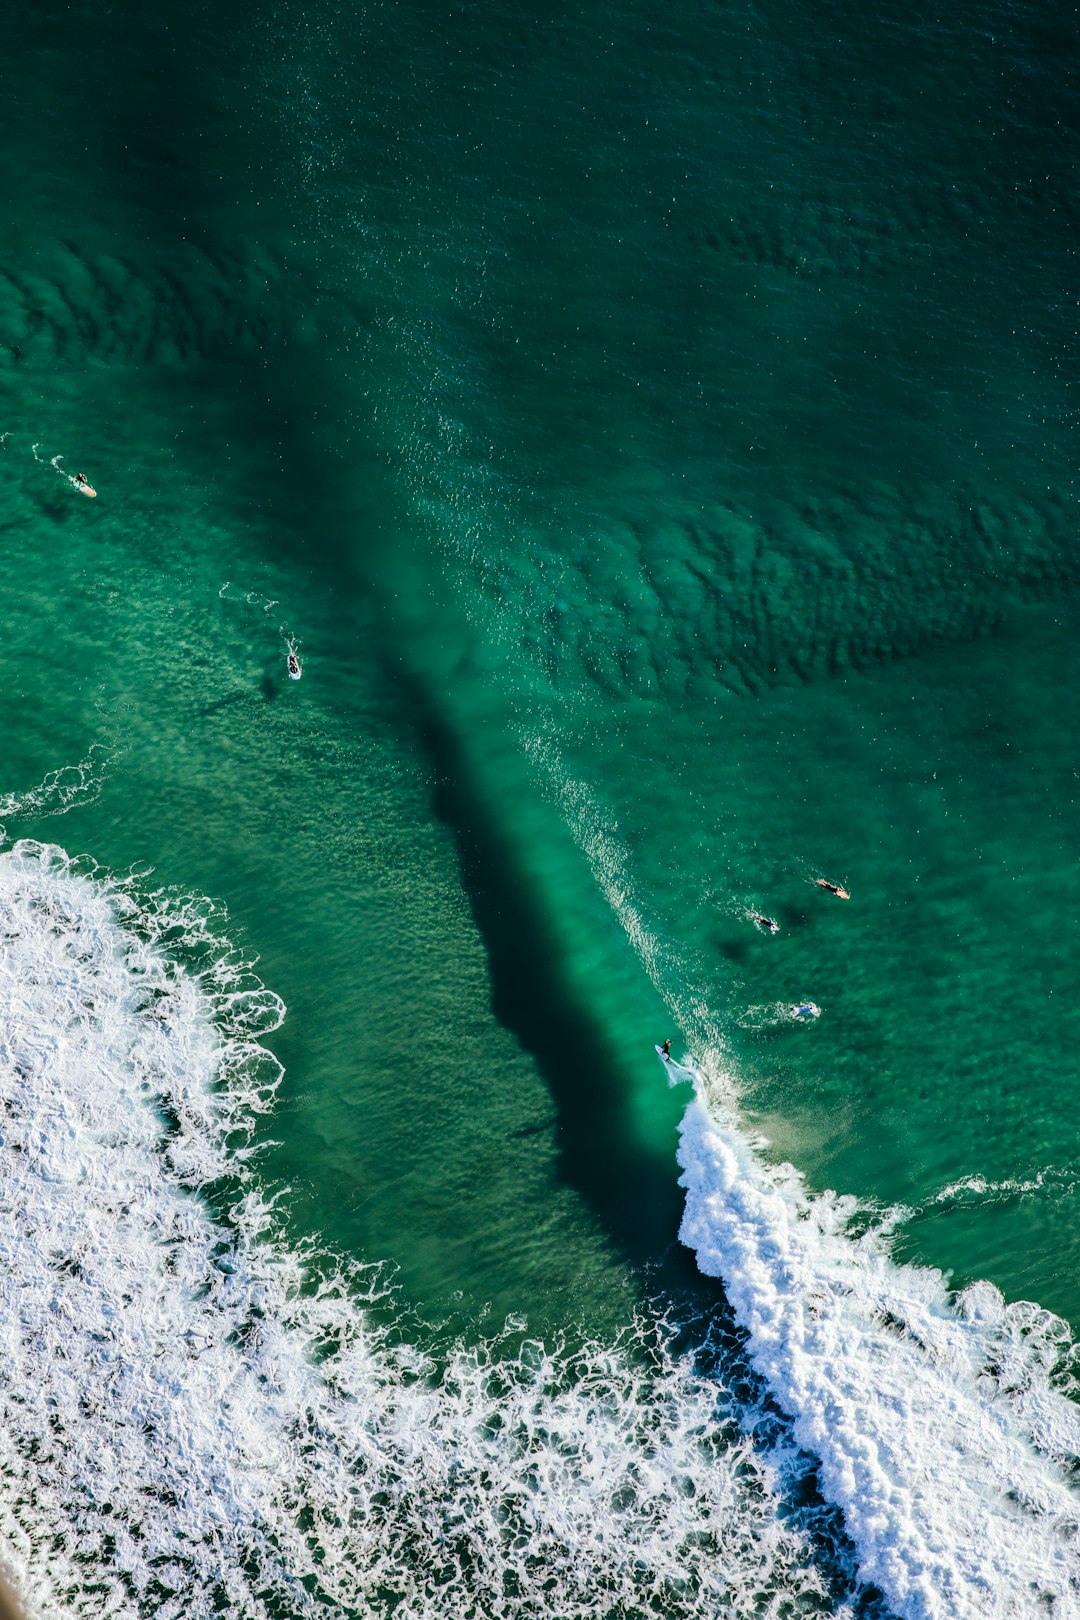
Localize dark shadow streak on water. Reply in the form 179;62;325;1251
176;323;897;1602
370;666;898;1616
197;689;252;719
78;23;900;1607
405;675;690;1267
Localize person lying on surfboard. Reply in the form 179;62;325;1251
287;651;302;680
815;878;849;899
752;913;779;934
71;471;97;497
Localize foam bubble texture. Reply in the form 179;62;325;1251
0;744;116;827
678;1096;1080;1619
0;839;836;1619
530;743;1080;1615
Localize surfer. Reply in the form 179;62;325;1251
752;913;779;934
287;651;302;680
660;1039;671;1059
71;471;97;498
815;878;849;899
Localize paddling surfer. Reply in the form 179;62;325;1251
815;878;849;899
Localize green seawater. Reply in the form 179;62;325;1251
0;0;1077;1608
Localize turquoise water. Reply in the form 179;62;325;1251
0;0;1078;1614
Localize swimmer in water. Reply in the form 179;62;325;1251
792;1001;820;1020
752;913;779;934
660;1039;671;1059
287;651;302;680
815;878;849;899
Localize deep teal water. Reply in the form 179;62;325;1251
0;0;1077;1612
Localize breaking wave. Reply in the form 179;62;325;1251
680;1100;1080;1618
541;755;1080;1618
0;837;848;1619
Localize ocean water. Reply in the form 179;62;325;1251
0;0;1078;1615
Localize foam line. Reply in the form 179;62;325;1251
737;1000;823;1031
678;1093;1080;1619
0;743;117;827
932;1170;1048;1205
218;580;281;616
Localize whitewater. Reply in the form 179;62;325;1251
0;836;843;1618
542;747;1080;1619
1;820;1078;1617
680;1101;1080;1617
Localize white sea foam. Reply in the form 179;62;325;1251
931;1170;1051;1205
656;1048;697;1088
24;443;90;490
217;580;281;617
0;838;835;1619
536;756;1080;1618
737;1000;822;1031
875;1165;1078;1237
0;744;117;828
678;1097;1080;1618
